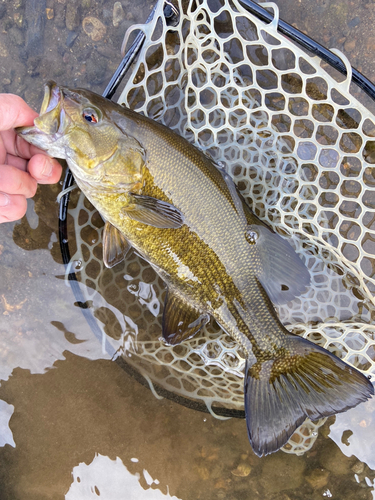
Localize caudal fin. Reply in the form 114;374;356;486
244;335;374;457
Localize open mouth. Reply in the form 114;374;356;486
15;81;69;152
39;81;62;115
31;81;67;135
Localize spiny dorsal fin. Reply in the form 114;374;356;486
103;221;131;268
162;290;209;345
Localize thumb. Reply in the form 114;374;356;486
28;154;63;184
0;94;38;131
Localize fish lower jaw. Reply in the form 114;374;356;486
20;130;62;157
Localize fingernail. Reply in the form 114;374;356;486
0;193;10;207
41;157;53;178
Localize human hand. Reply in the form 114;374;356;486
0;94;62;223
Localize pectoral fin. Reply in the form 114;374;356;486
122;193;184;229
103;221;131;268
162;290;209;345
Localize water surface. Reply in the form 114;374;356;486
0;0;375;498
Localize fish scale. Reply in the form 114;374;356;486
136;119;260;284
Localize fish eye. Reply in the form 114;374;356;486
83;108;100;124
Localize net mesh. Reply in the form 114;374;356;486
67;0;375;455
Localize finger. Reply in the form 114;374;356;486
0;94;38;131
27;154;62;184
0;164;37;198
1;129;40;161
1;130;58;164
0;193;27;223
0;94;56;161
4;153;28;171
0;94;40;161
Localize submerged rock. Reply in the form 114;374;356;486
0;4;6;19
54;3;66;29
231;463;251;477
0;41;9;57
319;443;353;475
66;31;79;48
46;8;54;20
260;454;306;493
82;16;106;41
85;51;107;84
113;2;124;27
305;468;330;489
9;26;25;47
24;0;46;55
66;0;80;31
351;461;365;475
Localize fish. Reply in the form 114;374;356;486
17;81;374;456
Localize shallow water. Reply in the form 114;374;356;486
0;0;375;499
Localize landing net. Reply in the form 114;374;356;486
67;0;375;455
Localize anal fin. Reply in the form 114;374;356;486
162;290;209;345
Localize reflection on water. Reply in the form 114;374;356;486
0;0;375;498
66;454;181;500
0;400;15;448
329;397;375;469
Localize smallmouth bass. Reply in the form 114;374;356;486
17;82;374;456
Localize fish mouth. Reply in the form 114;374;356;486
34;80;69;135
17;81;69;141
39;80;62;116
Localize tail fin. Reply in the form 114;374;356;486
244;335;374;457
